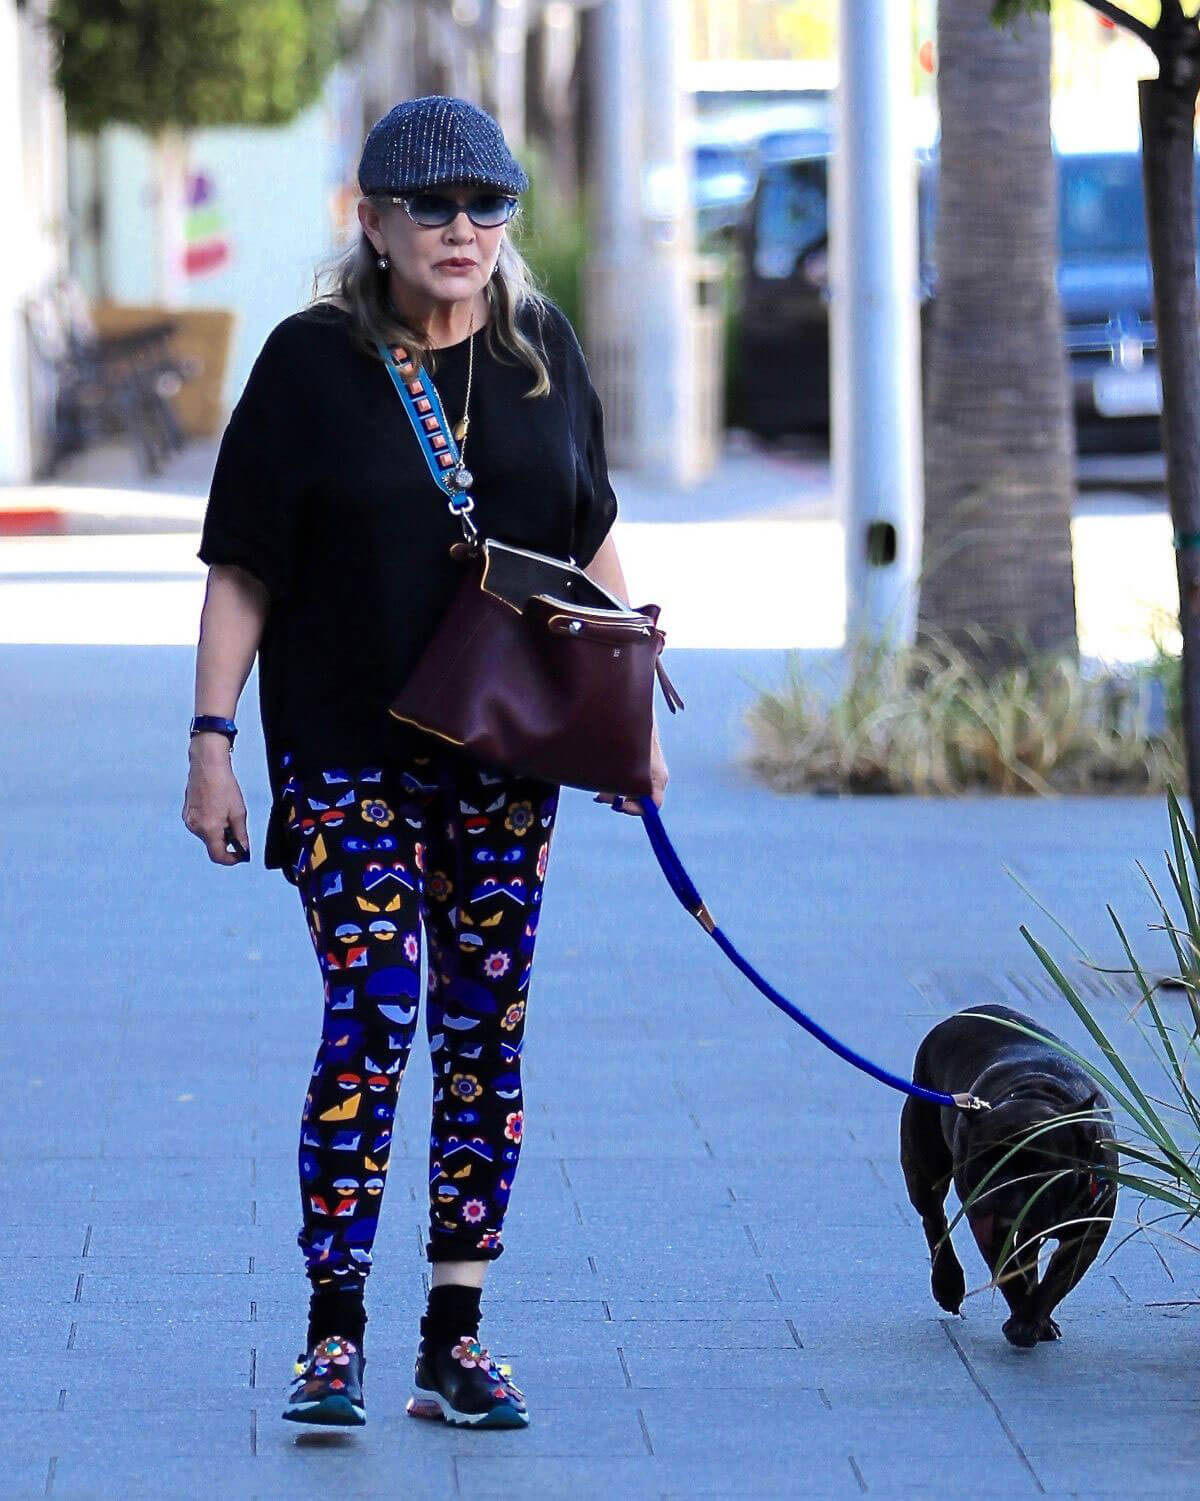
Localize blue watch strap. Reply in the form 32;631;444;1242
190;715;237;742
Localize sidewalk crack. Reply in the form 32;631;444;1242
940;1320;1045;1493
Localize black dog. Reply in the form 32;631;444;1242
900;1003;1117;1347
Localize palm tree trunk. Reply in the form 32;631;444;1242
919;0;1077;666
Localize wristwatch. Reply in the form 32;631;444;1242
190;714;238;746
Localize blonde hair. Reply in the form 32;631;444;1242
307;194;552;397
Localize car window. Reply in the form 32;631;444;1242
754;160;828;279
1059;156;1147;259
918;152;1198;272
695;144;757;209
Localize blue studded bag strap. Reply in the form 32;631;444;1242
376;337;480;545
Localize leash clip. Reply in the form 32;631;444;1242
691;898;716;935
952;1092;991;1112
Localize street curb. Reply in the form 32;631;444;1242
0;508;202;536
0;486;206;538
0;508;70;537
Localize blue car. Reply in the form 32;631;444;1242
735;144;1183;451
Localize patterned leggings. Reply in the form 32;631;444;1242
278;741;559;1291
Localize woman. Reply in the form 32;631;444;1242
183;95;667;1432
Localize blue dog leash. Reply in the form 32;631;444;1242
624;797;988;1113
376;340;982;1112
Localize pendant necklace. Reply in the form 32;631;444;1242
448;306;476;494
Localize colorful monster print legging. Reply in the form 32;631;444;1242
277;741;559;1291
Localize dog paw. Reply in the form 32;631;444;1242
931;1257;966;1315
1002;1315;1040;1349
1038;1317;1062;1342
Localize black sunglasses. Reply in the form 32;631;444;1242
393;191;520;229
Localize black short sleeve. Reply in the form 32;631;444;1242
573;380;619;567
539;301;619;567
197;321;310;601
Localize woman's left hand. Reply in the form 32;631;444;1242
594;729;669;816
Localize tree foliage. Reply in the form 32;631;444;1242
993;0;1054;20
993;0;1168;49
49;0;339;135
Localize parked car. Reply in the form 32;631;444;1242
694;139;759;241
691;99;831;245
735;144;1177;451
735;131;935;437
1056;150;1163;452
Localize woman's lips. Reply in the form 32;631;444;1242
435;260;476;269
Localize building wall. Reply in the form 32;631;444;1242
70;66;358;410
0;0;69;483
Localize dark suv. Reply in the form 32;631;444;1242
736;145;1178;451
733;129;838;437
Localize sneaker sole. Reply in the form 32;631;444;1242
407;1386;529;1429
282;1393;366;1427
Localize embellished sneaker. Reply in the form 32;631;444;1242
282;1335;366;1427
406;1332;528;1429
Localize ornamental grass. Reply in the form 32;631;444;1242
745;626;1182;796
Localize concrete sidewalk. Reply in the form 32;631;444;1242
3;636;1198;1498
0;432;835;534
0;435;1182;663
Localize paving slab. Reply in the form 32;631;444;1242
3;637;1196;1496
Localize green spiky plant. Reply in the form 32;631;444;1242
949;788;1200;1303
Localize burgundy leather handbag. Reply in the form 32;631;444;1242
377;337;683;796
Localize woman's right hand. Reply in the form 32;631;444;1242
183;737;251;865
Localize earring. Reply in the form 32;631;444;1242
376;253;389;270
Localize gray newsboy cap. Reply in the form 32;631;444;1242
358;95;529;197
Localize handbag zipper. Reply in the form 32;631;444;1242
545;611;653;636
535;595;654;624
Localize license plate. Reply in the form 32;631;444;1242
1093;366;1162;418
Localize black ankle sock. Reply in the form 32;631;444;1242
307;1283;367;1349
420;1282;482;1347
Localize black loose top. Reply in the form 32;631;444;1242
196;298;619;880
